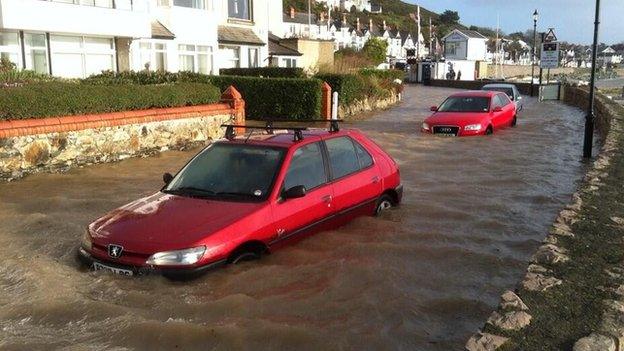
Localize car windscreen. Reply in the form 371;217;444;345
437;96;491;113
482;87;515;100
163;143;285;201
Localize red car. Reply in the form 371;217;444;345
421;90;517;136
78;124;402;279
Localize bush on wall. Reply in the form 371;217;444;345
0;82;221;120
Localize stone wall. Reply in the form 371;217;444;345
486;64;576;78
339;93;400;118
0;87;245;181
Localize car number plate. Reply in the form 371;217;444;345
438;133;456;137
93;262;133;276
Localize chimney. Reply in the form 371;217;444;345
383;20;387;31
320;12;325;22
342;13;346;24
356;17;360;31
369;19;373;31
289;6;295;19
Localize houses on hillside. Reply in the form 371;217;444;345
316;0;381;13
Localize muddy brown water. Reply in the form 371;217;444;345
0;86;590;350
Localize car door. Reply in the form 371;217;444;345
499;93;515;125
269;141;335;247
324;136;382;223
490;94;505;129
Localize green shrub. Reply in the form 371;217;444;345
0;70;61;85
82;70;212;85
316;73;365;105
359;68;405;81
220;67;305;78
210;76;322;120
0;82;221;120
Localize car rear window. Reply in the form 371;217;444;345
326;137;361;179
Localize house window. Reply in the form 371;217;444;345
281;58;296;68
24;33;49;74
139;41;167;71
219;45;240;68
51;0;114;8
445;42;458;56
178;44;212;74
173;0;206;9
228;0;251;20
0;31;20;68
50;35;115;78
248;48;259;68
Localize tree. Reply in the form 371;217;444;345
439;10;459;24
362;38;388;65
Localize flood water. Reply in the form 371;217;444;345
0;86;589;350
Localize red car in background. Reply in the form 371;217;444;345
78;124;402;280
421;91;517;136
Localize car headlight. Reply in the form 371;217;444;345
422;122;430;130
464;124;482;131
81;229;92;251
146;246;206;266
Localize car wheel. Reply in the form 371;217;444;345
485;126;493;135
512;116;517;127
374;194;394;216
230;250;261;264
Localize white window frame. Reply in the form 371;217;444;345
248;47;259;68
138;41;167;71
228;0;252;20
0;31;21;68
219;45;240;68
178;44;213;74
50;35;116;78
24;32;50;74
171;0;206;10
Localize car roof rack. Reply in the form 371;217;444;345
221;119;344;142
264;119;343;133
221;124;308;142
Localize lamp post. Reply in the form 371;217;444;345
530;10;538;96
583;0;601;158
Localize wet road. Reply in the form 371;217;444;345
0;85;589;350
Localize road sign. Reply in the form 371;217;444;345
543;28;558;43
541;41;560;69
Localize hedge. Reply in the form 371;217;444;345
220;67;305;78
359;68;405;81
210;76;322;120
84;71;322;120
315;73;365;105
0;82;221;120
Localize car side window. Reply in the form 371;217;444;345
353;140;373;169
491;96;501;109
499;93;511;106
283;142;327;191
325;137;360;179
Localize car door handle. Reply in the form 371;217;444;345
371;176;380;184
321;195;332;203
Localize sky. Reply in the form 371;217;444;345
406;0;623;45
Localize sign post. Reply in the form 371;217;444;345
539;28;559;101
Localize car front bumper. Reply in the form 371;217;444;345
76;247;227;280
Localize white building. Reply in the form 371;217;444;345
601;46;622;65
0;0;278;78
441;28;488;80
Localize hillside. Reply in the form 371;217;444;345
283;0;463;45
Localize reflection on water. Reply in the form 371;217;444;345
0;86;588;350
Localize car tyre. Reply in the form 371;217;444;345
230;250;262;264
374;194;394;216
511;116;517;127
485;126;493;135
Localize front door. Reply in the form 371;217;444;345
270;141;334;248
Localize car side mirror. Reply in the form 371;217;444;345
517;96;523;100
430;106;438;112
493;106;503;112
282;185;306;200
163;172;174;185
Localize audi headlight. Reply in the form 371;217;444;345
81;229;92;251
146;246;206;266
422;122;430;130
464;124;482;131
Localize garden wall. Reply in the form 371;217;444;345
0;87;244;181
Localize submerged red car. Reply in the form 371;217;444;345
421;90;517;136
78;123;402;279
